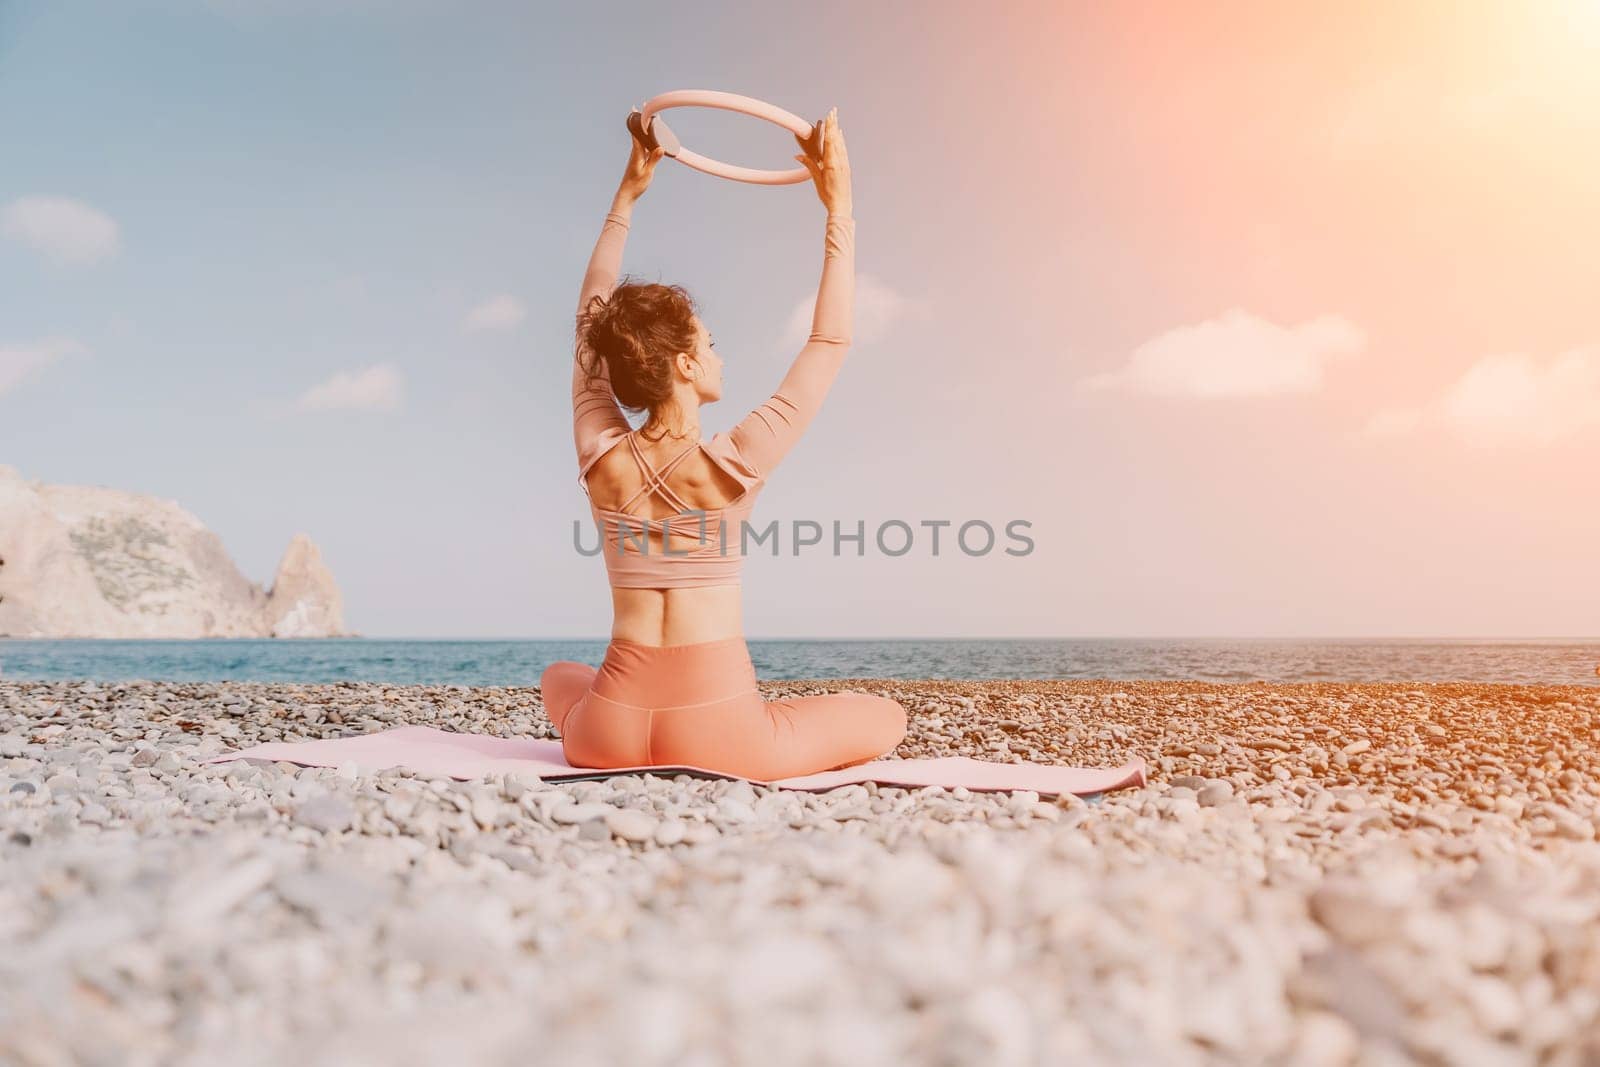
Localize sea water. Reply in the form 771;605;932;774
2;637;1597;686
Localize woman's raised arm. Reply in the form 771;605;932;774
571;201;635;465
727;109;855;478
571;142;666;470
726;212;856;477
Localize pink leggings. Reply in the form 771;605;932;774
539;636;908;780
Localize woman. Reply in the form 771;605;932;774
540;108;908;779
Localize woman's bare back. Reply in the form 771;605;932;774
584;434;747;519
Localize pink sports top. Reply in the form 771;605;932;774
572;207;856;589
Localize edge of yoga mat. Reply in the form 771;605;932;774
199;724;1147;798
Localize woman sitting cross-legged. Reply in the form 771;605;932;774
540;108;907;779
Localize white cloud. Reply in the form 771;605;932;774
463;294;527;332
782;272;924;348
1364;347;1600;445
0;338;85;397
1081;309;1366;398
295;364;404;412
1;196;121;266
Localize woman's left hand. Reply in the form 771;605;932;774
619;139;667;201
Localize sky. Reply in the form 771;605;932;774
2;0;1597;639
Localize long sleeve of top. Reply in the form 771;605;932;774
726;213;856;478
571;210;634;477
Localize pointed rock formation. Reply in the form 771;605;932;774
264;534;346;638
0;465;348;638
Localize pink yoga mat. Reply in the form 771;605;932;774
201;725;1147;798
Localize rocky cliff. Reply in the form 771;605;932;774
0;465;347;638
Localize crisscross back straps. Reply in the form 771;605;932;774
617;431;701;515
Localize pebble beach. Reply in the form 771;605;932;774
3;678;1599;1066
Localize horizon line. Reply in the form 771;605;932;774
5;634;1599;643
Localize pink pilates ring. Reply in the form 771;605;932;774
627;89;826;187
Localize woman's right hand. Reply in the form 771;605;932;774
794;107;851;216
